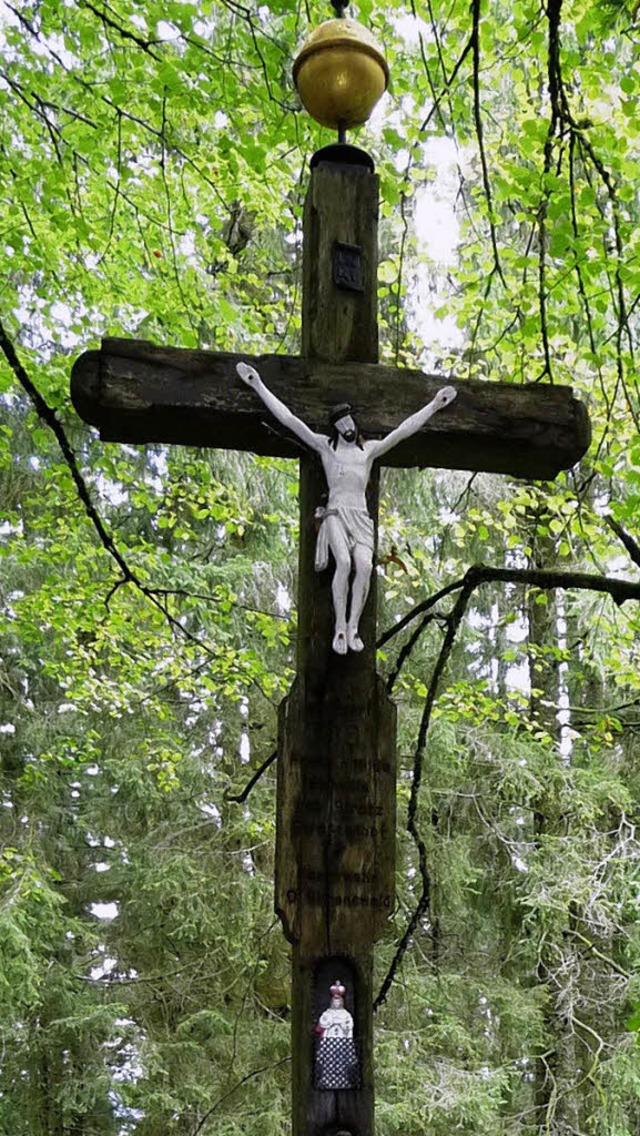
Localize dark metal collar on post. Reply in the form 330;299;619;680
310;144;375;172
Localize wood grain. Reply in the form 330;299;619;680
281;155;385;1136
71;339;591;479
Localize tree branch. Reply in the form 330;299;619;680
375;560;640;1006
226;751;277;804
605;516;640;570
189;1057;290;1136
380;563;640;648
378;578;465;647
0;321;247;664
385;611;447;694
470;0;505;286
375;580;476;1009
79;0;162;58
0;316;136;586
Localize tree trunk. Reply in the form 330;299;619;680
527;513;581;1135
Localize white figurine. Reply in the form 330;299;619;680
236;361;457;655
315;979;357;1090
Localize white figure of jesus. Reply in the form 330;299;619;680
236;362;457;655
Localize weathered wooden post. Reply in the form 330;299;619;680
68;8;591;1134
275;145;395;1136
279;18;394;1130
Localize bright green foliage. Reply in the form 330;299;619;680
1;0;640;1133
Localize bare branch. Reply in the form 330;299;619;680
0;316;136;586
0;321;246;664
376;559;640;1005
385;611;447;694
375;581;476;1008
380;563;640;648
378;578;465;647
226;751;278;804
470;0;505;286
79;0;162;58
189;1057;290;1136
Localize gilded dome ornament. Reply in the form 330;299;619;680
293;2;389;141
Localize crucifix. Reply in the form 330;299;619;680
70;9;590;1135
235;358;457;654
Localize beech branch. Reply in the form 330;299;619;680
380;563;640;649
0;321;239;663
0;316;137;585
79;0;162;58
544;0;640;428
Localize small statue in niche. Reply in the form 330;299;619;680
314;979;358;1090
236;362;457;654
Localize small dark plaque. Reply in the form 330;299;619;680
333;242;364;293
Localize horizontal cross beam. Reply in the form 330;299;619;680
71;338;591;479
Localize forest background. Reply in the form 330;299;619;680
1;0;640;1133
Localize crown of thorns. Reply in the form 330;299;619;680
329;403;355;426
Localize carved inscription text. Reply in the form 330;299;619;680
275;677;396;946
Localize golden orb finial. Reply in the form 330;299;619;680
293;17;388;132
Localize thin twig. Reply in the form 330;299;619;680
378;578;465;647
386;612;447;694
189;1057;290;1136
375;559;640;1005
80;0;162;57
0;316;136;585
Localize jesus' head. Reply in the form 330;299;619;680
329;403;363;449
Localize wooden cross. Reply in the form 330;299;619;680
71;147;590;1136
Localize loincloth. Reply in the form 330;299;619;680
314;506;374;572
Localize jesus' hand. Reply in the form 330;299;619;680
433;385;457;409
236;361;261;387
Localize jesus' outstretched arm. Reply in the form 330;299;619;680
236;362;324;454
366;384;457;462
